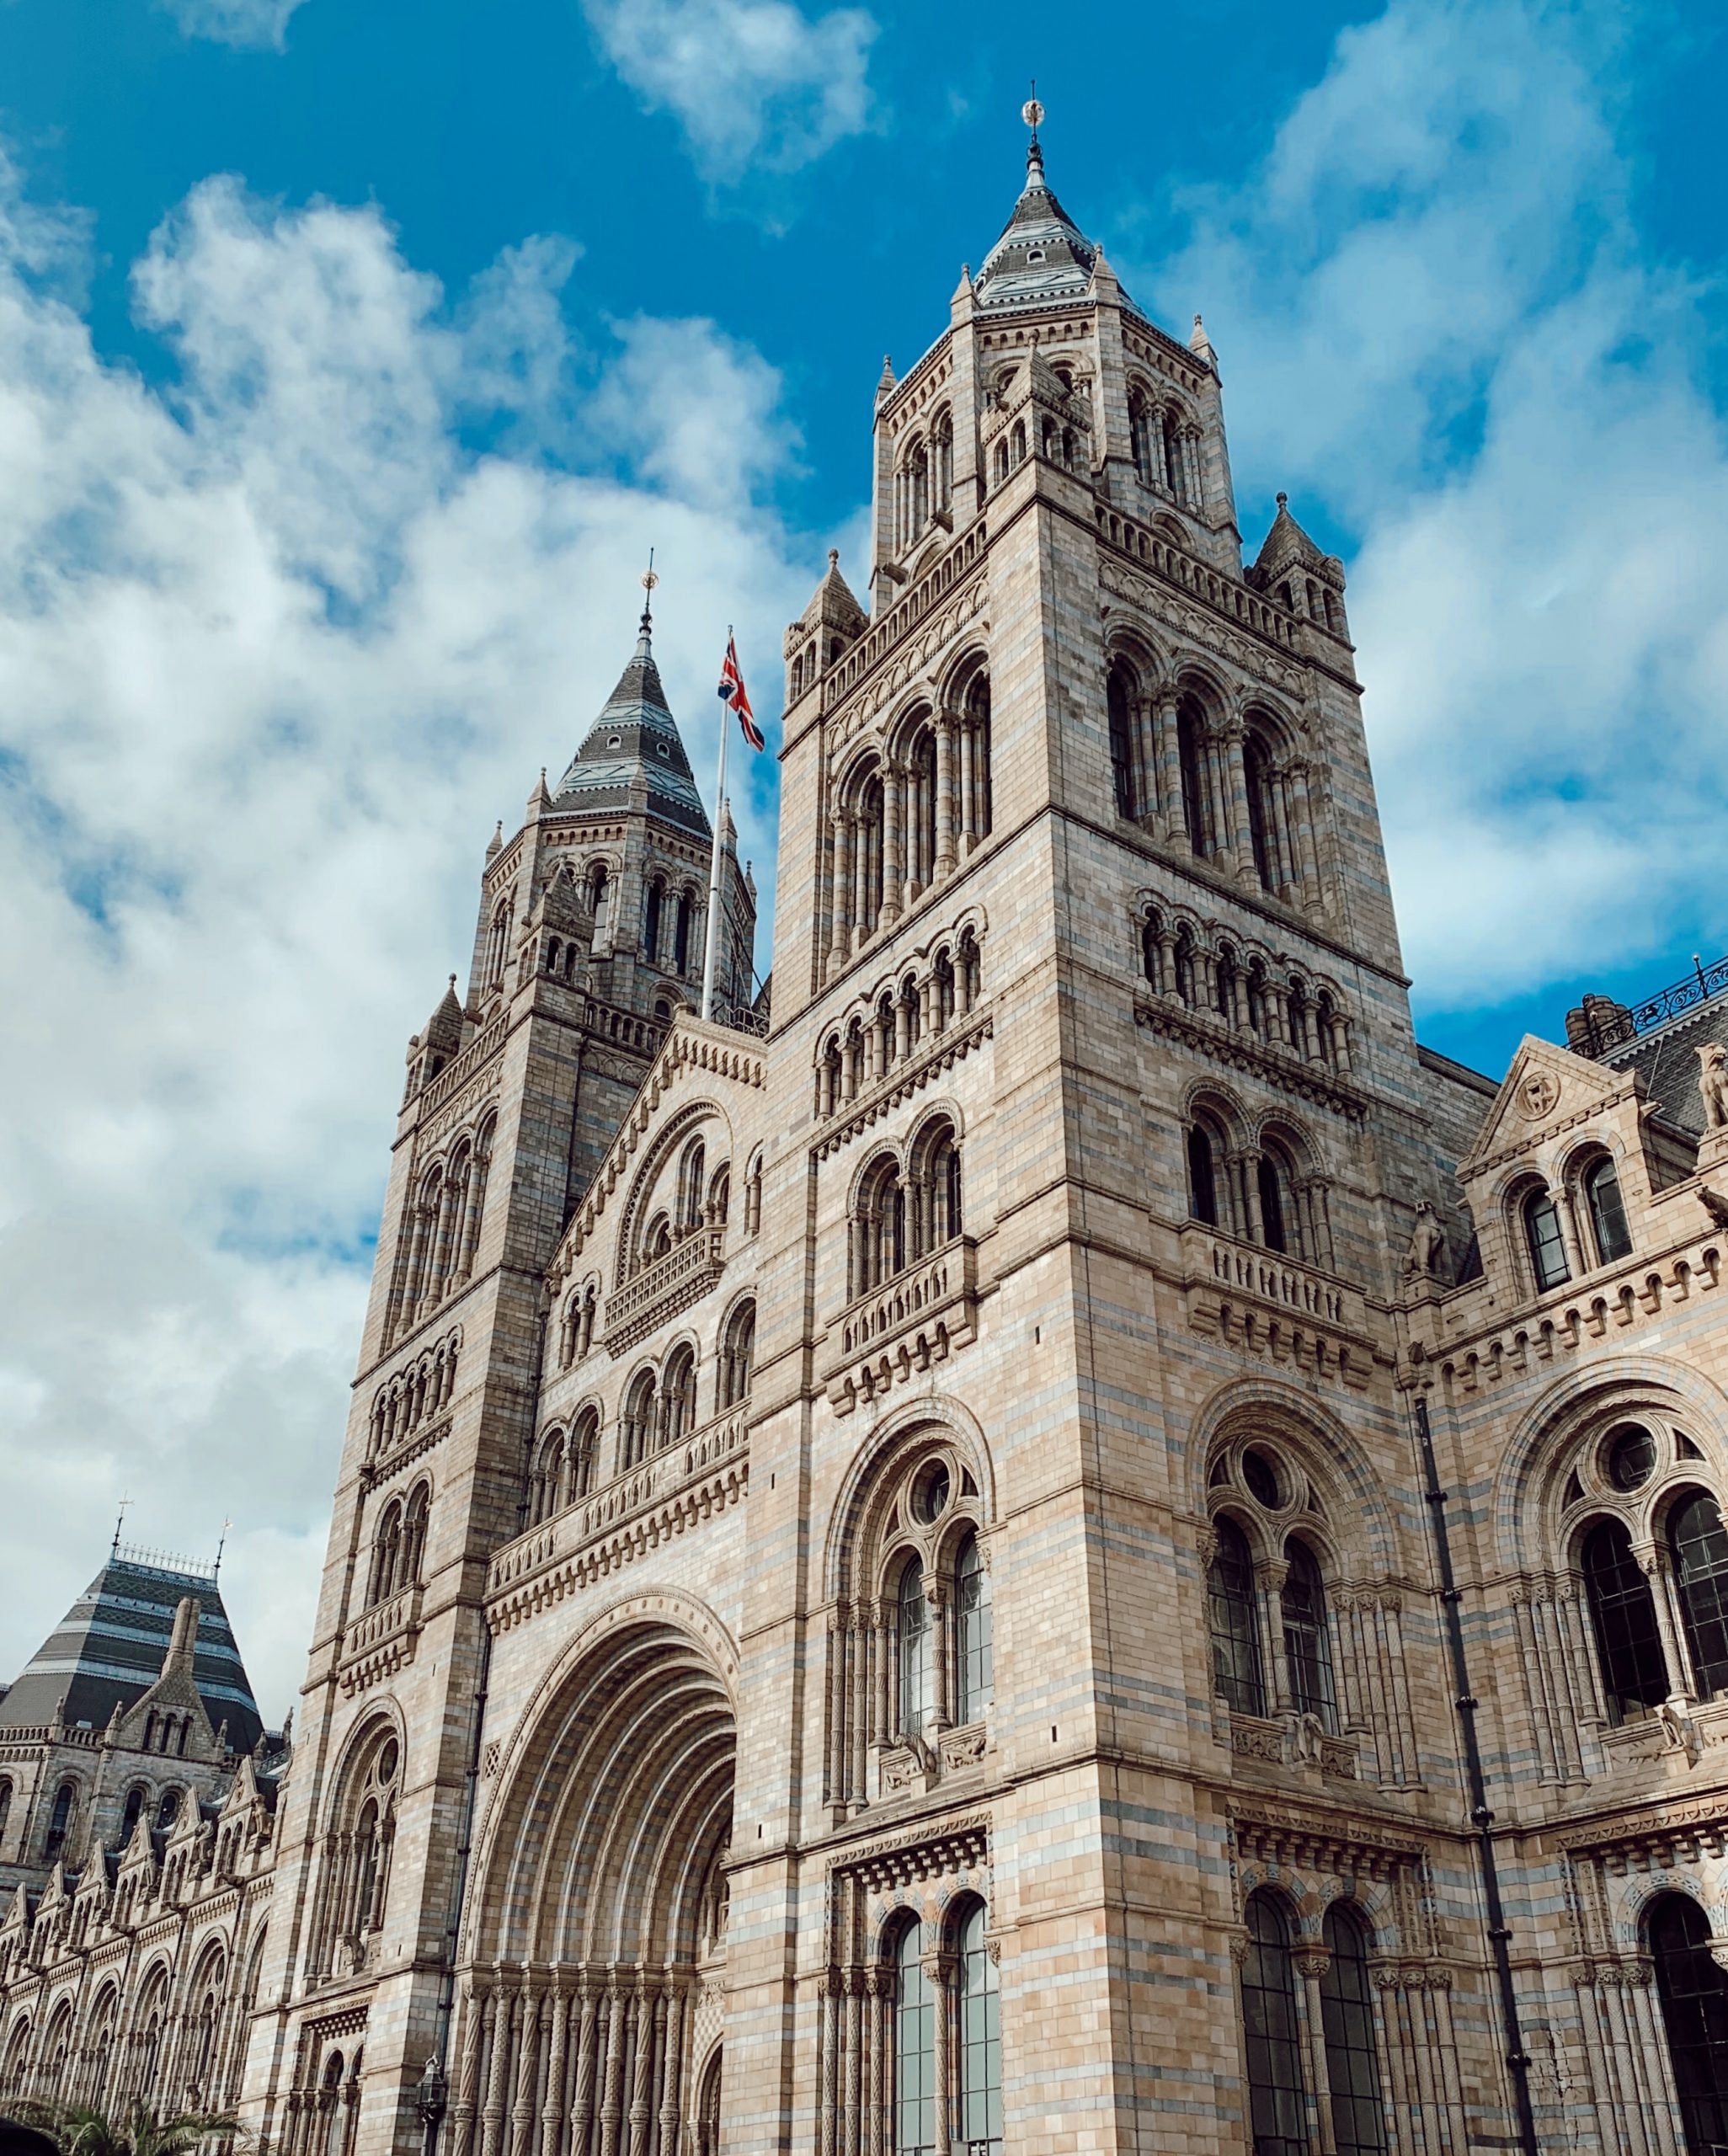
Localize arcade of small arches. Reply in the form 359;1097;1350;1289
1109;654;1325;908
846;1118;964;1307
364;1479;430;1611
816;929;983;1120
1127;376;1206;510
1141;902;1352;1074
625;1131;732;1283
824;672;993;974
387;1114;496;1345
366;1327;461;1459
1183;1086;1336;1273
615;1300;758;1476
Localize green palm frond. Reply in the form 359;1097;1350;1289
10;2100;244;2156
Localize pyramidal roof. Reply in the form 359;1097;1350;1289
552;608;710;840
974;130;1137;317
0;1544;263;1753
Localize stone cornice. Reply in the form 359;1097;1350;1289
813;1013;992;1160
1134;995;1368;1121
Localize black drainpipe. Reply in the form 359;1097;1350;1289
1411;1390;1539;2156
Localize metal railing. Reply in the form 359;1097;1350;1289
1574;952;1728;1057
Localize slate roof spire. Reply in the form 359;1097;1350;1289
973;97;1134;317
551;591;710;840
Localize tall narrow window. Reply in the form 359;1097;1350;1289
1188;1126;1219;1228
1281;1540;1336;1730
1584;1156;1633;1264
1581;1518;1669;1721
675;892;693;974
1320;1906;1388;2156
955;1530;993;1724
0;1779;11;1853
1257;1154;1288;1255
1178;705;1209;851
1107;670;1135;817
898;1559;932;1737
1243;733;1277;892
1240;1892;1308;2156
1670;1492;1728;1700
643;882;662;963
1208;1518;1266;1716
43;1781;75;1863
894;1922;936;2156
1523;1188;1571;1291
957;1902;1002;2156
1651;1892;1728;2156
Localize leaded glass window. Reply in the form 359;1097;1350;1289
1671;1492;1728;1701
1281;1540;1336;1731
1188;1125;1219;1227
1581;1518;1668;1722
1240;1892;1308;2156
1523;1188;1571;1291
1208;1518;1266;1717
899;1560;932;1737
895;1921;936;2155
1651;1892;1728;2156
957;1903;1002;2155
1320;1906;1388;2155
1584;1156;1633;1264
955;1532;993;1725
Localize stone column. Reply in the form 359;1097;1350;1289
958;722;977;853
627;1978;658;2155
658;1980;685;2156
597;1984;627;2156
1292;763;1326;913
1637;1543;1696;1701
509;1977;543;2156
866;1967;891;2156
1221;721;1251;878
568;1982;600;2156
829;814;853;971
1255;1557;1289;1709
1294;1951;1337;2155
538;1983;570;2156
935;715;958;876
883;767;905;928
853;808;872;952
924;1952;953;2156
480;1985;515;2156
1156;696;1188;849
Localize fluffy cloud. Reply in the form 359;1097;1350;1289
1139;0;1728;1014
584;0;877;179
159;0;307;51
0;162;813;1714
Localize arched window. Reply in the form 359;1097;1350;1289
915;1118;963;1251
898;1558;932;1737
932;409;953;515
622;1369;658;1470
1281;1540;1336;1729
157;1787;180;1830
965;673;993;842
531;1429;567;1524
1581;1518;1668;1721
0;1779;10;1854
119;1784;147;1849
1187;1124;1220;1228
1523;1187;1570;1291
1583;1155;1633;1264
957;1901;1002;2155
1257;1152;1289;1255
43;1780;76;1863
569;1406;598;1500
856;1155;907;1296
678;1140;707;1233
954;1529;993;1724
1650;1892;1728;2154
1128;388;1154;483
1240;1892;1308;2156
661;1343;698;1447
1107;667;1136;817
1208;1519;1265;1716
911;726;937;891
675;891;694;974
1177;702;1210;851
719;1299;756;1410
587;862;611;934
1670;1492;1728;1700
893;1919;936;2155
402;1483;429;1585
643;880;662;963
369;1500;403;1608
1243;731;1279;892
1320;1905;1388;2155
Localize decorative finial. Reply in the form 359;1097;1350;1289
112;1493;131;1557
213;1518;232;1578
1277;491;1288;509
639;547;659;635
1022;81;1043;136
828;548;840;568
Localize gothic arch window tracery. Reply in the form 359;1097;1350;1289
309;1721;401;1982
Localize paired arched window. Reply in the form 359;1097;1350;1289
367;1483;429;1606
1581;1518;1668;1722
852;1123;963;1300
622;1369;659;1469
1240;1892;1388;2156
1207;1519;1266;1716
677;1139;708;1232
1651;1892;1728;2153
1208;1466;1338;1732
530;1413;596;1524
718;1299;756;1410
311;1727;400;1980
662;1342;699;1446
43;1780;76;1863
888;1904;1000;2156
1186;1113;1327;1264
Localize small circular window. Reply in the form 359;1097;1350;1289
1241;1448;1283;1509
1605;1424;1657;1493
911;1460;952;1524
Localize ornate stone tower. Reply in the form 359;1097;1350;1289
245;606;755;2143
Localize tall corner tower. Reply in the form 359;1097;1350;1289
248;600;755;2140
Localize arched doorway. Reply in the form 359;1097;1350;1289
696;2048;723;2156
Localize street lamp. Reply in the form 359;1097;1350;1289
416;2053;449;2156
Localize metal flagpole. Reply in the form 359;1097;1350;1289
700;630;732;1023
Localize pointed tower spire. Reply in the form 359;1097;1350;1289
548;580;709;839
1189;312;1217;366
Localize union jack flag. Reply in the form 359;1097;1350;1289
717;635;765;751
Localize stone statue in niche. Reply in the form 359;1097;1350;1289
1699;1043;1728;1131
1403;1200;1447;1280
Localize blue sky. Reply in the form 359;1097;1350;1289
0;0;1725;1708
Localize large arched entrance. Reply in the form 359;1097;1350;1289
452;1611;735;2156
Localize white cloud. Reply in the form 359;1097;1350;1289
0;161;819;1716
159;0;307;51
1136;0;1728;1014
584;0;876;179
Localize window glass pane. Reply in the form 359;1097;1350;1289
1672;1493;1728;1701
955;1534;993;1726
1320;1908;1388;2156
1240;1895;1308;2156
895;1923;936;2155
1208;1520;1266;1717
1524;1193;1571;1290
1586;1159;1633;1264
1281;1541;1337;1732
1257;1155;1288;1253
899;1561;932;1736
957;1903;1002;2153
1581;1519;1669;1721
1188;1127;1219;1227
1651;1892;1728;2156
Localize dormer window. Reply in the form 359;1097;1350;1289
608;734;622;750
1027;248;1046;263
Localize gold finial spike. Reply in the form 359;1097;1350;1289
1022;80;1043;135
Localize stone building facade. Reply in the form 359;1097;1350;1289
9;122;1728;2156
